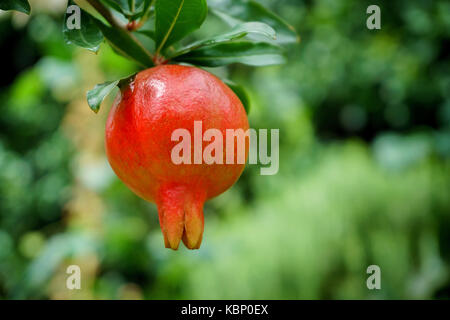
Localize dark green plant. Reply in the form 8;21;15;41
4;0;299;114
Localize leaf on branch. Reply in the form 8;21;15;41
91;16;154;67
173;41;286;67
171;22;276;58
100;0;152;21
224;79;251;114
87;80;120;113
63;2;104;52
0;0;31;15
209;0;299;44
208;21;277;43
87;74;136;113
135;29;156;40
154;0;208;53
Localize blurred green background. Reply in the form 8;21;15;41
0;0;449;299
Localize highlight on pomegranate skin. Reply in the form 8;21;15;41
105;65;249;250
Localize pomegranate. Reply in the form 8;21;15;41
105;65;249;250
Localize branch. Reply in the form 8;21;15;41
85;0;124;29
84;0;154;61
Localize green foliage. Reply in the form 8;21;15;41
154;0;208;53
173;41;285;67
61;0;294;112
148;144;450;299
170;22;277;57
0;0;31;15
0;50;75;298
209;0;299;44
87;80;120;113
101;0;152;21
92;17;154;67
224;80;251;114
63;1;104;52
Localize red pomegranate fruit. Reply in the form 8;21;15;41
105;65;249;250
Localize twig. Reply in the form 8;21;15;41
85;0;154;62
86;0;124;29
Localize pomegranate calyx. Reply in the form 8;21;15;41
157;186;205;250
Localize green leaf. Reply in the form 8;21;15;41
87;80;119;113
91;16;154;67
99;0;123;13
0;0;31;14
224;80;250;114
173;41;286;67
171;22;276;58
209;0;299;44
87;75;136;113
135;29;155;40
154;0;208;53
63;2;104;52
206;21;276;43
100;0;152;20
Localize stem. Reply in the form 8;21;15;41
130;32;154;61
85;0;154;62
134;0;155;30
154;0;183;63
86;0;124;29
143;0;156;19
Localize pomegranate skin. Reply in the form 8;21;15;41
105;65;249;250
